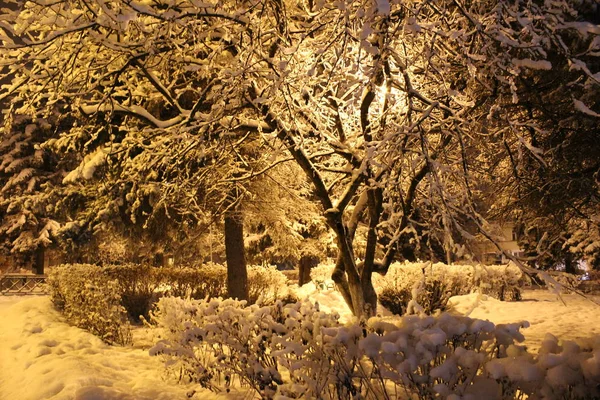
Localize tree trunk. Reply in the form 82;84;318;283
33;247;45;275
327;213;376;319
299;254;319;286
564;252;575;274
224;208;248;301
153;253;165;267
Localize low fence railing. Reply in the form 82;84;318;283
0;274;48;295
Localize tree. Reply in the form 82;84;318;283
0;0;277;297
0;115;70;272
474;1;600;270
2;0;598;317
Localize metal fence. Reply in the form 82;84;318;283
0;274;48;295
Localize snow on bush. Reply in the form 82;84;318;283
309;262;337;289
157;263;292;305
543;271;581;294
474;263;524;301
155;262;227;300
49;262;292;336
248;265;294;305
150;296;341;398
47;264;132;345
374;262;524;315
150;297;600;399
103;263;160;321
311;261;523;316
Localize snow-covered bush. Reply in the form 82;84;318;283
248;265;291;305
531;334;600;399
309;262;336;289
156;263;228;300
50;262;294;335
47;264;132;345
541;271;580;294
151;296;599;399
375;262;523;316
150;297;340;398
156;263;291;305
475;263;523;301
102;263;159;321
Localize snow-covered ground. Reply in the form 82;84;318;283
0;296;234;400
447;289;600;353
297;283;600;352
1;288;599;399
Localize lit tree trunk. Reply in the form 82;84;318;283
224;208;248;301
251;85;381;319
327;211;375;318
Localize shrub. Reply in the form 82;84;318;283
47;264;132;345
247;265;290;305
378;276;453;316
151;297;600;399
49;262;293;333
102;263;160;321
374;262;523;316
378;286;411;315
156;263;228;300
309;262;336;289
150;297;341;399
281;269;299;283
540;271;581;294
475;263;523;301
155;263;291;305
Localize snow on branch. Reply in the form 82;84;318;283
63;147;108;184
573;99;600;118
80;103;184;128
511;59;552;71
7;22;98;49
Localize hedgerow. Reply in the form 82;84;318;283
310;262;524;316
47;262;292;340
310;262;523;316
47;264;132;345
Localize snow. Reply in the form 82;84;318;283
0;296;232;400
294;283;600;353
2;287;600;398
294;283;600;354
573;98;600;117
294;282;348;319
79;104;184;129
62;148;108;184
375;0;390;16
293;282;394;323
512;58;552;70
559;21;600;36
447;290;600;353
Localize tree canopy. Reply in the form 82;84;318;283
1;0;598;316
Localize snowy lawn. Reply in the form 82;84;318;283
447;289;600;353
0;296;235;400
296;283;600;353
1;288;599;399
